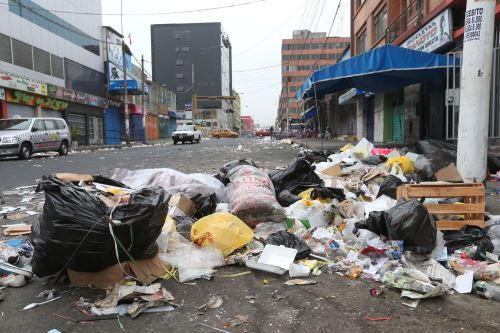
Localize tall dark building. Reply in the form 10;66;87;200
151;23;232;128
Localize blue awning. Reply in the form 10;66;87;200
302;106;317;120
296;45;451;101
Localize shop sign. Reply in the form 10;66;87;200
106;29;124;68
0;71;47;96
107;62;137;91
6;90;68;111
47;84;107;108
401;9;452;53
0;87;5;100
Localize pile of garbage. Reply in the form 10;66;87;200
1;138;500;315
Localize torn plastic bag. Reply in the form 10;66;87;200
110;168;228;203
91;175;128;188
351;137;374;159
227;166;286;226
298;151;330;163
355;199;437;254
487;225;500;255
377;175;405;200
220;159;259;175
310;186;346;202
31;176;169;277
267;230;311;260
270;159;323;195
362;155;388;166
191;193;217;219
277;190;301;207
173;216;197;240
443;226;494;260
190;213;254;257
413;156;435;181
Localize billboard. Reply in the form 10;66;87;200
106;30;123;68
107;63;137;91
401;9;452;53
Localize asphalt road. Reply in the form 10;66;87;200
0;138;297;191
0;139;498;333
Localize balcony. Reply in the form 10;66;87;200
385;0;423;44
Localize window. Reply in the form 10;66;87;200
55;119;66;129
43;119;56;130
374;6;387;41
176;60;184;65
175;47;180;52
33;47;51;75
357;30;367;54
33;119;45;131
176;86;184;92
355;0;366;10
9;0;100;56
0;33;12;63
64;58;105;96
175;33;180;39
181;47;191;52
176;73;184;79
12;38;33;69
51;55;64;79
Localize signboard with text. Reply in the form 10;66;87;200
107;62;137;91
0;71;47;96
0;87;5;100
6;90;67;111
401;9;452;53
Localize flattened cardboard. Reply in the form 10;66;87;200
435;164;463;182
68;255;169;289
168;193;195;217
321;164;341;177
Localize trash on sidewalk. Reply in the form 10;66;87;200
22;296;61;310
198;295;223;313
246;245;297;275
3;224;31;236
284;279;317;286
168;192;195;217
223;314;250;328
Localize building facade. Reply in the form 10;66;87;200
0;0;107;145
232;89;241;132
351;0;500;143
151;23;233;129
276;30;349;131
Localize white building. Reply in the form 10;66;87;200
0;0;107;145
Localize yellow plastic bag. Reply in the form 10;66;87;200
386;156;414;174
340;143;354;152
298;188;314;200
190;213;254;257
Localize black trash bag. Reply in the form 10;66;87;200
191;193;217;219
487;154;500;173
377;175;405;199
355;199;437;254
415;140;458;156
443;226;494;261
91;175;128;188
298;151;330;163
311;186;346;202
220;159;259;175
31;176;169;277
277;190;301;207
362;155;387;165
271;159;323;195
173;216;197;239
213;173;230;186
267;230;311;260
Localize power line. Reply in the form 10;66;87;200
312;0;343;68
2;0;273;16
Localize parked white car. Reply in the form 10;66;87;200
172;125;201;144
0;118;72;159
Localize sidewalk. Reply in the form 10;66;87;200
71;141;169;152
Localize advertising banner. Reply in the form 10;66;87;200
401;9;452;53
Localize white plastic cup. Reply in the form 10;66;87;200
289;263;311;278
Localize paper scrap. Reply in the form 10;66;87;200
453;270;474;293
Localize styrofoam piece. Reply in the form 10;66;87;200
246;245;297;274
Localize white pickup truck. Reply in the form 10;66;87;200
172;125;201;145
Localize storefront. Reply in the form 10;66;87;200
119;104;145;143
159;115;169;140
3;89;67;119
104;102;122;145
146;114;159;143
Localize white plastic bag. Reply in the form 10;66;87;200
159;231;225;282
111;168;228;203
351;137;374;160
389;164;407;182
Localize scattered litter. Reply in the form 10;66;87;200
21;296;61;310
223;314;250;328
284;279;317;286
364;315;392;321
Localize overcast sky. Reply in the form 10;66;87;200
102;0;350;126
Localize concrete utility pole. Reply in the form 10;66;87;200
192;63;195;123
457;0;496;182
123;44;130;144
141;54;146;144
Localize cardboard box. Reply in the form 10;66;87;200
321;164;341;177
168;193;195;217
67;254;169;289
435;164;463;182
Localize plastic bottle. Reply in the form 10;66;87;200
474;281;500;302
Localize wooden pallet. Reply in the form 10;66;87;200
396;183;485;230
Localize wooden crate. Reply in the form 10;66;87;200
396;183;485;230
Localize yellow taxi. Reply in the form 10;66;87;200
212;129;238;138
